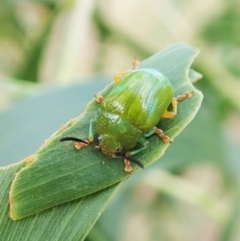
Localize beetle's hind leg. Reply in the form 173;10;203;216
154;90;193;142
60;118;95;149
162;90;194;119
176;90;193;101
154;127;172;143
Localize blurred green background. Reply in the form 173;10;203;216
0;0;240;241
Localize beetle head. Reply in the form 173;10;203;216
98;134;123;157
60;135;144;170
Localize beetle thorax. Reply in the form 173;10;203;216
96;110;143;152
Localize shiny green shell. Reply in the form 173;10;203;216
101;68;173;132
95;68;173;151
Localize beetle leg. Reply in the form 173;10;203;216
161;97;177;119
176;90;193;101
60;137;89;149
113;71;129;83
122;139;148;173
60;118;95;149
74;118;95;148
113;59;139;83
124;145;145;173
74;141;89;150
128;138;149;156
145;128;172;143
132;58;139;69
124;159;133;174
162;91;194;119
154;127;172;143
87;118;95;143
95;94;104;103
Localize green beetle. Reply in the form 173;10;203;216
60;60;192;173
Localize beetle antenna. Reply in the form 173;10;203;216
126;156;144;169
60;137;88;144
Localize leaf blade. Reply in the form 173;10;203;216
7;43;203;223
1;162;118;241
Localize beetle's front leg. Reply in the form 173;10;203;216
124;138;148;173
128;138;149;156
145;128;172;143
123;159;133;174
74;118;95;149
60;118;95;149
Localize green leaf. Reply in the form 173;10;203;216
0;43;203;240
0;163;118;241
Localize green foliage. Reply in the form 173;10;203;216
1;1;240;240
0;43;202;240
202;3;240;46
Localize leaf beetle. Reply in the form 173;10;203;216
60;60;193;173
